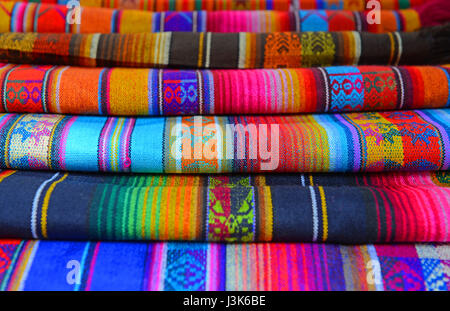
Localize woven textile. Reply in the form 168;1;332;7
0;109;448;173
1;239;449;290
0;1;436;33
0;170;448;243
1;0;427;11
1;64;449;115
1;25;449;68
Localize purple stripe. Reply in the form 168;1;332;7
334;114;362;171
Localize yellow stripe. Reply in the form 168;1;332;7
387;32;395;65
110;118;124;171
198;32;204;68
309;174;314;186
40;173;69;238
262;186;273;241
140;186;151;239
318;186;328;241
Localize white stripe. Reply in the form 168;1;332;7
17;241;40;291
238;33;246;69
392;66;405;109
300;174;306;186
205;32;212;68
367;245;384;291
309;186;319;242
31;173;60;239
352;31;361;65
89;34;101;59
197;70;203;113
158;69;164;114
318;67;330;112
54;66;69;113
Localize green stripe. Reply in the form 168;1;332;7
153;186;164;240
105;185;118;240
399;0;411;9
127;187;140;239
94;184;110;239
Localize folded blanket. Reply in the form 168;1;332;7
0;109;448;173
2;1;446;33
1;239;448;290
0;169;448;243
0;0;427;11
1;64;449;115
1;25;449;68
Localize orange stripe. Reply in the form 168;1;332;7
0;170;16;183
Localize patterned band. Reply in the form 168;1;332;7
0;1;426;33
1;25;449;68
1;64;449;116
0;109;447;173
0;169;448;243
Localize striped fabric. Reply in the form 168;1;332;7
0;0;449;293
1;25;449;68
0;170;448;243
1;239;449;290
0;109;448;173
0;0;427;11
0;1;429;34
1;64;449;115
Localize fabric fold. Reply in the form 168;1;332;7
1;239;449;290
0;109;448;173
1;25;449;68
0;170;448;243
1;1;444;34
1;64;449;116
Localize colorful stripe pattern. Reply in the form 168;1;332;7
1;64;449;116
0;109;448;173
1;26;449;68
0;2;427;34
0;0;427;11
1;240;449;290
0;170;448;243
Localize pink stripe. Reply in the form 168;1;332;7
207;244;217;290
148;243;165;291
120;118;135;171
98;118;115;171
57;116;77;170
13;3;26;32
85;242;100;291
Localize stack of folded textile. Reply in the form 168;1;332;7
0;0;449;291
